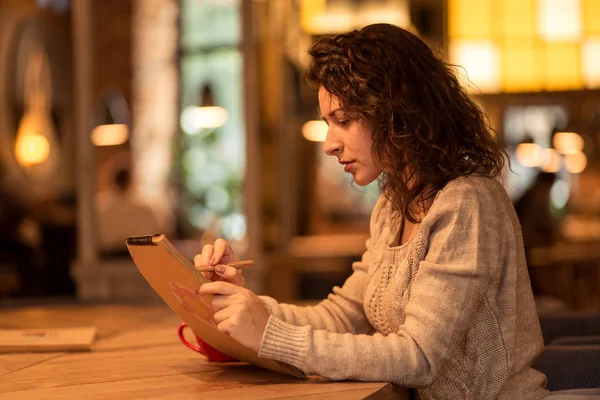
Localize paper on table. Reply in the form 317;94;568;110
0;327;97;353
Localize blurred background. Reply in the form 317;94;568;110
0;0;599;312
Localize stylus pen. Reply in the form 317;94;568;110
195;260;254;272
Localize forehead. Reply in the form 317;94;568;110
318;86;341;113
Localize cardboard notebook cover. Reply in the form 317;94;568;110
126;234;304;378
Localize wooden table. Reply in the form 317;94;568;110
0;303;406;399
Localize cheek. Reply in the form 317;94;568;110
358;127;375;154
362;138;376;165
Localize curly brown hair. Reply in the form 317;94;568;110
306;24;507;223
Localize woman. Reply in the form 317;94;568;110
197;24;549;399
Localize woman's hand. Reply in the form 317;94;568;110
194;238;245;287
198;281;269;353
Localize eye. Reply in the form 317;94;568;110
338;120;349;127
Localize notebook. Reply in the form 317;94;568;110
126;234;304;378
0;327;97;353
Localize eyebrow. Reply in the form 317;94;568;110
321;108;344;120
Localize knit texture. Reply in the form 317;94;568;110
258;176;550;400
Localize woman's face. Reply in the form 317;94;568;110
319;86;382;186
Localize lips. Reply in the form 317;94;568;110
341;161;355;172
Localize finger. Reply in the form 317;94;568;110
211;239;226;264
198;244;215;266
213;304;238;323
231;274;246;287
216;319;232;335
211;294;232;312
212;238;238;264
195;245;215;280
198;281;241;296
214;265;245;287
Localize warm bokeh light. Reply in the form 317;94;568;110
502;40;545;92
14;113;51;166
91;124;129;146
537;0;582;42
302;120;328;142
180;106;229;134
448;0;493;38
564;150;588;173
500;0;535;37
515;143;544;167
583;0;600;35
544;43;582;91
553;131;584;154
450;41;501;92
449;0;593;92
582;38;600;88
540;148;562;173
15;133;50;166
300;0;410;35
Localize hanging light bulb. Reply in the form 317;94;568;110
91;124;129;146
91;90;131;146
181;106;229;133
14;48;61;170
14;114;51;166
180;84;228;135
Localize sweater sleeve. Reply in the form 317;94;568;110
259;252;372;334
258;196;388;334
258;183;503;387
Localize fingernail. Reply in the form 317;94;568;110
215;265;225;274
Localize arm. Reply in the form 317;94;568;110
258;184;503;386
259;245;373;335
259;196;389;334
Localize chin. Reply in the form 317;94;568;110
353;173;378;187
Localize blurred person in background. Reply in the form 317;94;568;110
193;24;549;399
514;171;561;295
515;172;560;251
97;165;160;256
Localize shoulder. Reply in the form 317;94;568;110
434;176;509;213
424;176;513;236
420;177;513;263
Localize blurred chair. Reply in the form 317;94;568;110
552;336;600;346
96;166;160;255
546;388;600;399
533;345;600;392
539;313;600;345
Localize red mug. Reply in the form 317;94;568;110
177;323;236;362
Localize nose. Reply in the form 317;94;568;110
323;128;342;156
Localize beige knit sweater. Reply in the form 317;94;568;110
259;176;550;400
